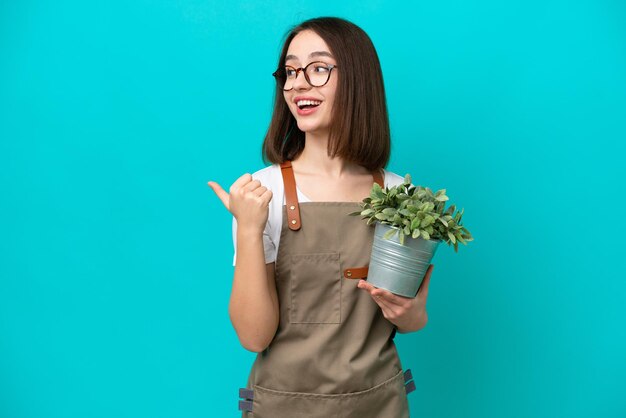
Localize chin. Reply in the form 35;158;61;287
297;123;316;132
296;121;328;134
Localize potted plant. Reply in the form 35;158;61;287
349;174;473;297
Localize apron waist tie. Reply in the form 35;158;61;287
238;387;254;412
404;369;416;394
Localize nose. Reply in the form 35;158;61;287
292;68;310;90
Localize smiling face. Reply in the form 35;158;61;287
283;30;338;137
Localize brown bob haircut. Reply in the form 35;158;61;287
261;17;391;172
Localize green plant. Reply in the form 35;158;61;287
349;174;473;252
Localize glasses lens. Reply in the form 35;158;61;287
305;62;332;87
279;62;332;90
281;66;297;90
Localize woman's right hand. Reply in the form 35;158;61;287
207;174;273;233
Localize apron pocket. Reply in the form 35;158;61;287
290;252;341;324
250;369;409;418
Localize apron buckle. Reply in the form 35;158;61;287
238;387;254;412
404;369;416;395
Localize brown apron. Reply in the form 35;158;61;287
238;161;415;418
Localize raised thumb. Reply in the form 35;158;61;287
207;181;230;211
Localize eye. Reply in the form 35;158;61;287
285;67;296;77
313;64;330;73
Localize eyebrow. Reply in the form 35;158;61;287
285;51;334;62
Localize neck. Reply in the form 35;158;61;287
293;131;369;179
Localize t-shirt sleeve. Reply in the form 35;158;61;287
232;215;277;267
384;169;410;188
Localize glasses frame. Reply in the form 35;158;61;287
272;61;338;91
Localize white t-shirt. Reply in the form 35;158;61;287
232;164;407;266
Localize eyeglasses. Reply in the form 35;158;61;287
272;61;338;91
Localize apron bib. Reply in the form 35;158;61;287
238;161;414;418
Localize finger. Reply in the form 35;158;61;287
252;185;268;197
371;288;409;307
361;285;394;313
250;188;272;206
260;188;273;204
207;181;230;210
357;280;380;300
357;280;376;292
358;281;400;317
372;293;398;318
227;174;254;199
242;179;262;193
417;264;434;299
230;173;253;192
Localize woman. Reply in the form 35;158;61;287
208;16;434;418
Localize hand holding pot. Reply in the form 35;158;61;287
357;264;434;333
207;174;273;233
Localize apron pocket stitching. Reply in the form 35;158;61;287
289;252;342;324
252;369;404;400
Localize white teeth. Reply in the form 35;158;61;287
296;99;322;107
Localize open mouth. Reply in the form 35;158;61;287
297;100;322;110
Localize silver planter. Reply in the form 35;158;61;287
368;223;440;298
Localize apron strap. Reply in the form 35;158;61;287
343;170;385;279
343;266;368;279
342;168;384;277
279;161;385;232
279;160;302;231
373;168;384;188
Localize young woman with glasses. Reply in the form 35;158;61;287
208;16;434;418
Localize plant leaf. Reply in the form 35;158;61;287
383;228;397;240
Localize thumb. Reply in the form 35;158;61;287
207;181;230;211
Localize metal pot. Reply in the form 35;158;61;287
367;223;440;298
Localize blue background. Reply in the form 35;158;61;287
1;1;625;417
